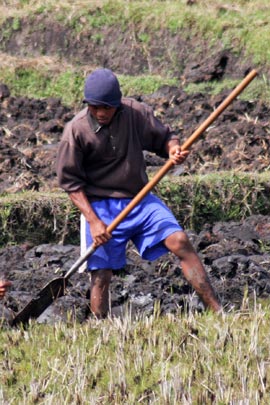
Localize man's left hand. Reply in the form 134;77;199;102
169;145;190;165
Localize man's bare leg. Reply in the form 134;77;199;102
164;231;221;312
90;269;113;318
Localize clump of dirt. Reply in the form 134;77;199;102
0;91;73;193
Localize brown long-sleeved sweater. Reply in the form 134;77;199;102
56;97;178;200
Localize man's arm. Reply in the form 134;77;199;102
68;190;111;247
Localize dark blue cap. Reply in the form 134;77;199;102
83;68;122;107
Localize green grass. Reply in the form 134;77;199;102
1;302;270;403
185;75;270;103
1;1;270;104
0;63;268;106
0;64;179;106
0;191;80;246
157;170;270;231
3;68;84;106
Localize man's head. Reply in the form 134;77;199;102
84;68;122;108
84;68;122;125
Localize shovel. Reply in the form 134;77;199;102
10;69;258;327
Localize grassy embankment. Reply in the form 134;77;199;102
1;2;270;403
1;171;270;247
1;0;270;105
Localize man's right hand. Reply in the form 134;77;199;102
89;218;111;247
68;190;112;247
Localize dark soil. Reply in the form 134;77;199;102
1;20;270;324
2;214;270;324
1;80;270;194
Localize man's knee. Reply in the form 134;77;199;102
164;231;194;257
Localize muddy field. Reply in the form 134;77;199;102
1;58;270;324
1;71;270;195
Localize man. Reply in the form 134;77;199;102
56;68;221;318
0;280;11;299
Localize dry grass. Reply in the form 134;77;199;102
0;53;73;74
0;52;96;81
1;301;270;403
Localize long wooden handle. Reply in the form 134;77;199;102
107;69;258;233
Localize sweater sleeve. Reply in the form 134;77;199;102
56;123;87;193
138;102;179;157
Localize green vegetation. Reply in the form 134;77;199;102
1;303;270;403
1;67;85;106
0;63;267;106
1;171;269;247
0;63;178;106
1;1;270;103
0;191;79;246
185;75;270;103
157;171;270;231
118;74;178;98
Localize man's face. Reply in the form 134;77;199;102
88;105;117;126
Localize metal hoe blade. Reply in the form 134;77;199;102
11;277;66;327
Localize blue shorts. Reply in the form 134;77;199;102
81;193;182;271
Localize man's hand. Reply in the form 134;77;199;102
0;280;12;299
169;144;190;165
89;218;111;247
68;190;111;247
